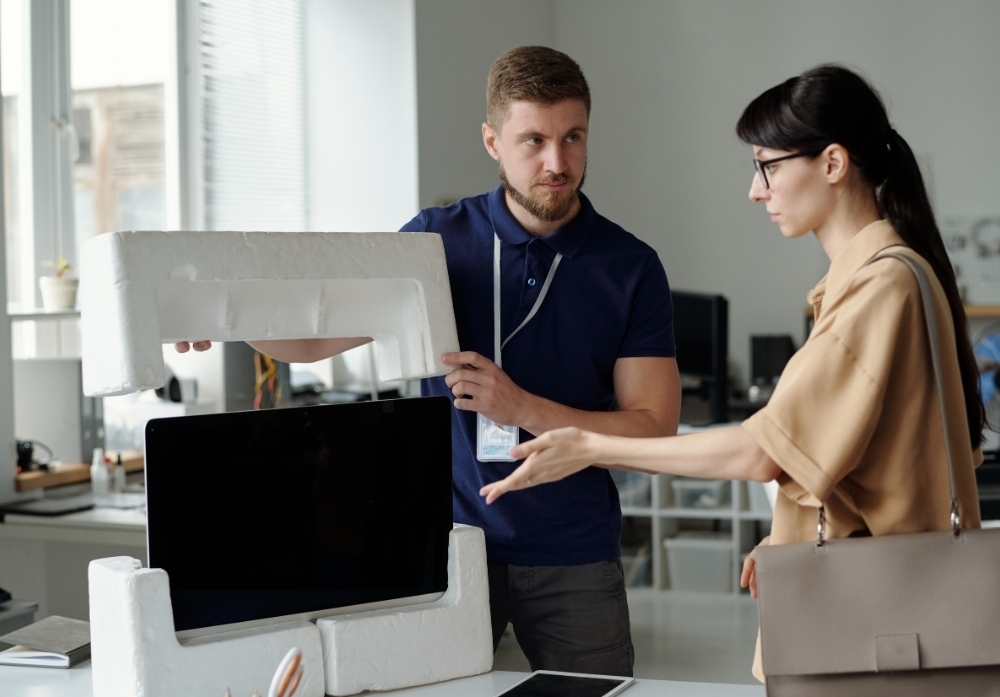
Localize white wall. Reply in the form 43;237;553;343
413;0;555;208
306;0;418;232
553;0;1000;382
414;0;1000;384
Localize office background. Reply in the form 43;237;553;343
309;0;1000;384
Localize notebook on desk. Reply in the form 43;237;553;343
0;616;90;668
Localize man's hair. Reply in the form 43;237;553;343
486;46;590;130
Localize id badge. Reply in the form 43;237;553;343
477;412;519;461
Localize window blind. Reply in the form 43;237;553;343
199;0;306;231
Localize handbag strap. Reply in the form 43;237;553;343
816;250;961;546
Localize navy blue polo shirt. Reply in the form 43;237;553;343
401;186;675;566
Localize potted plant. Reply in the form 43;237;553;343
39;257;79;310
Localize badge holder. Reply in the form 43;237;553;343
477;413;518;461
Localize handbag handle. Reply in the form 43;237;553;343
816;251;961;546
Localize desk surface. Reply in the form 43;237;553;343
0;507;146;547
1;506;146;531
0;665;765;696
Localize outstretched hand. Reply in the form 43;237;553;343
479;426;603;504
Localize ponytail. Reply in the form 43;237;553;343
879;129;986;448
737;65;986;448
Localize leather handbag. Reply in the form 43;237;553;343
755;252;1000;697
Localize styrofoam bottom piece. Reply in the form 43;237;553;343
318;524;494;695
89;557;325;697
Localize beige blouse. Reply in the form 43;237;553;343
742;220;981;681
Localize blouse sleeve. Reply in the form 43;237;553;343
742;269;917;506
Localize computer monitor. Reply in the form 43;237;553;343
671;291;729;423
144;396;453;639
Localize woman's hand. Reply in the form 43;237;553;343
174;341;212;353
740;535;770;599
479;427;603;504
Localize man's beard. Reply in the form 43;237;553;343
498;160;587;223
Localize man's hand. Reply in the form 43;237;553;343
175;341;213;353
443;351;536;427
479;426;601;504
740;535;770;599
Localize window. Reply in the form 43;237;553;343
196;0;307;231
1;0;170;357
71;0;170;238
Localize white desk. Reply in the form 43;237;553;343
0;507;146;545
0;508;146;620
0;665;765;696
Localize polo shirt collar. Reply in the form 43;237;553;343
487;185;597;259
822;219;907;304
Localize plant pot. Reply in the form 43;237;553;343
39;276;79;311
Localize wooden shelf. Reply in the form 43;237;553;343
15;451;143;493
807;304;1000;319
965;305;1000;319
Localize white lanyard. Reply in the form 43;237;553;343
493;234;563;369
478;234;562;462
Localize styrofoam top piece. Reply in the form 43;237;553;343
80;231;460;396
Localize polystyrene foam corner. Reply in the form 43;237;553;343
80;231;460;396
88;557;325;697
317;525;493;695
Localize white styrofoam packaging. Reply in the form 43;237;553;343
80;231;460;397
318;524;494;696
88;557;326;697
88;526;493;696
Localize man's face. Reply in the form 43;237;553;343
483;99;589;223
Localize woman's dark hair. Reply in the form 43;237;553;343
736;64;985;449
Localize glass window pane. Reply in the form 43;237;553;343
71;0;170;239
119;187;166;231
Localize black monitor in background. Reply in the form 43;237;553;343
672;290;728;423
751;335;796;383
144;396;453;638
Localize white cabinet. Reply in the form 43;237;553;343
618;474;772;594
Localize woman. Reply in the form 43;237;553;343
477;65;985;682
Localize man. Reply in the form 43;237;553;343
180;46;679;676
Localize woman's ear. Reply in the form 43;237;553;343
822;144;850;185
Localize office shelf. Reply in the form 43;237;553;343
658;507;733;519
14;451;142;493
965;305;1000;319
617;471;773;595
619;507;654;517
809;303;1000;320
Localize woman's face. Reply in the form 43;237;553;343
749;146;837;239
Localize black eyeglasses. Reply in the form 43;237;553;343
752;150;824;189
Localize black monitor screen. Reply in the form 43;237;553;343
672;290;727;379
145;397;453;633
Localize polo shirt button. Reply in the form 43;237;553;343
528;278;536;286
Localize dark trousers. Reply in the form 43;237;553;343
488;559;635;677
